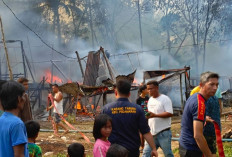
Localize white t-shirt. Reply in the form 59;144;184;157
53;91;63;114
148;94;173;135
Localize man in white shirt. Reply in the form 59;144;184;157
47;84;69;137
142;80;174;157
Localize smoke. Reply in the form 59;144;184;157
0;0;231;87
0;1;93;82
204;43;232;76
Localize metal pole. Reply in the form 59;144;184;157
159;55;161;69
51;60;69;82
24;53;35;82
27;35;36;79
0;16;13;80
137;0;143;51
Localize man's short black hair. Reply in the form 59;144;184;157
138;85;147;93
0;80;7;89
116;79;131;95
52;84;59;88
93;114;112;140
106;144;129;157
17;77;29;84
0;81;25;111
68;143;85;157
146;80;159;87
25;120;40;138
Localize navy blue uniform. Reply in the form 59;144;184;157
180;93;206;152
102;98;150;156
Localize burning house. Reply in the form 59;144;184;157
0;38;138;119
57;47;137;116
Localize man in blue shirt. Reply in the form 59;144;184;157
102;79;158;157
179;72;219;157
190;86;222;156
0;81;29;157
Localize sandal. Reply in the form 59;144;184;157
63;130;69;135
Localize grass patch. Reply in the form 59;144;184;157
65;114;76;124
172;147;179;154
171;142;232;156
52;153;66;157
223;142;232;157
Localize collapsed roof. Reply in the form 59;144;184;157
57;47;136;96
143;67;190;84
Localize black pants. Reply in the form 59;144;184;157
128;149;140;157
179;144;202;157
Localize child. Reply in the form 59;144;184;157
25;120;42;157
93;114;112;157
106;144;129;157
136;85;149;106
67;143;85;157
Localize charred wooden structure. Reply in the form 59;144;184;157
59;47;137;115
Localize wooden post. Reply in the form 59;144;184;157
75;51;85;79
103;92;107;106
0;16;13;80
51;46;54;83
180;73;184;110
184;69;188;98
143;71;145;84
94;94;102;113
100;47;115;81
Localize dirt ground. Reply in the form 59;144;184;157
36;111;232;157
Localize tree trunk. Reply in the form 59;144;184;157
53;5;62;45
70;0;78;38
185;0;199;75
202;0;214;72
167;29;171;54
87;0;94;48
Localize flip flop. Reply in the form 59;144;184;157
54;133;61;138
63;130;69;135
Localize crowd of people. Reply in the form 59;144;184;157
0;71;222;157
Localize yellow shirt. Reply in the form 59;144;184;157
190;86;200;96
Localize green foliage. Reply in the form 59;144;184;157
65;114;76;124
223;142;232;156
6;0;232;74
51;153;66;157
160;13;180;30
172;147;179;154
173;142;232;156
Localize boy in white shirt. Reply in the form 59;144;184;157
47;84;69;137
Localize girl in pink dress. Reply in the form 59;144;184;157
93;114;112;157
